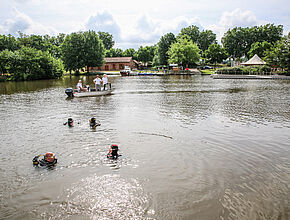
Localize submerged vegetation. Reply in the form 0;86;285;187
0;23;289;81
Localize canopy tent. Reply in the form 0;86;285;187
241;54;266;66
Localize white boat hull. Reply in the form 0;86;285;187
73;89;113;97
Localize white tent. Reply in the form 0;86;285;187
241;54;266;66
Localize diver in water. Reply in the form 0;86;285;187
89;117;101;129
107;144;120;159
63;118;74;127
33;152;57;167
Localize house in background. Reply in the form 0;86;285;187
87;57;135;72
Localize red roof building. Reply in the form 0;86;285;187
88;57;135;72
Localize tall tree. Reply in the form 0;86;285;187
204;44;228;67
198;30;217;52
168;36;201;67
136;45;156;64
157;32;176;65
123;48;137;59
98;31;115;50
61;31;105;73
178;25;200;43
105;48;123;57
83;31;105;73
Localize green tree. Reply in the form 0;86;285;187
98;31;114;50
105;48;123;57
61;31;105;74
247;41;272;58
123;48;136;59
198;30;217;52
168;36;201;67
83;31;105;73
264;34;290;70
136;45;156;64
204;44;228;67
178;25;200;43
222;24;283;59
157;32;176;65
0;34;19;51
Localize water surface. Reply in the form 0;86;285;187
0;75;289;219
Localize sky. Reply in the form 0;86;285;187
0;0;289;49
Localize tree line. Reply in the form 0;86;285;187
0;23;289;81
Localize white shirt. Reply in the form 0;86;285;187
76;82;82;89
102;76;108;84
93;78;102;85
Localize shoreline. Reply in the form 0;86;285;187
211;74;290;80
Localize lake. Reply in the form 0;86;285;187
0;75;289;219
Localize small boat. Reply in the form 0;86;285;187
65;88;113;98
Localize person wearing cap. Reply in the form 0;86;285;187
93;75;102;91
107;144;119;159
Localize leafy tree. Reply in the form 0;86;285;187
264;34;290;70
247;41;272;58
0;47;64;81
83;30;105;73
178;25;200;43
168;36;201;67
204;44;228;67
222;24;283;59
157;32;176;65
105;48;123;57
0;34;19;51
198;30;217;52
136;45;156;64
61;31;105;74
98;31;114;50
123;48;136;59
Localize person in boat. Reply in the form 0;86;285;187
63;118;74;127
76;80;86;92
102;74;109;90
93;75;102;91
33;152;57;167
107;144;120;159
89;117;101;128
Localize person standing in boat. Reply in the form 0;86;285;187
93;75;102;91
102;74;109;90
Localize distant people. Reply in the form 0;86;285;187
93;75;102;91
76;80;86;92
102;74;109;90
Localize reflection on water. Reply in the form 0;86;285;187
0;76;289;219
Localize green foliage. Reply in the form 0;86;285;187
157;32;176;65
178;25;200;43
61;31;105;73
105;48;123;57
0;47;64;80
198;30;217;52
97;31;115;50
136;45;156;63
204;44;228;65
122;48;137;59
222;24;283;59
0;34;20;51
168;36;201;67
264;34;290;70
248;41;272;58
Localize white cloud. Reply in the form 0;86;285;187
85;11;121;40
0;8;57;36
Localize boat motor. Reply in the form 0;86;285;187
65;88;74;97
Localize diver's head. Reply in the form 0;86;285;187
68;118;74;126
44;152;55;163
90;117;96;123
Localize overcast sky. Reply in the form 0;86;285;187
0;0;289;49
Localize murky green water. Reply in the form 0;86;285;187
0;75;289;219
